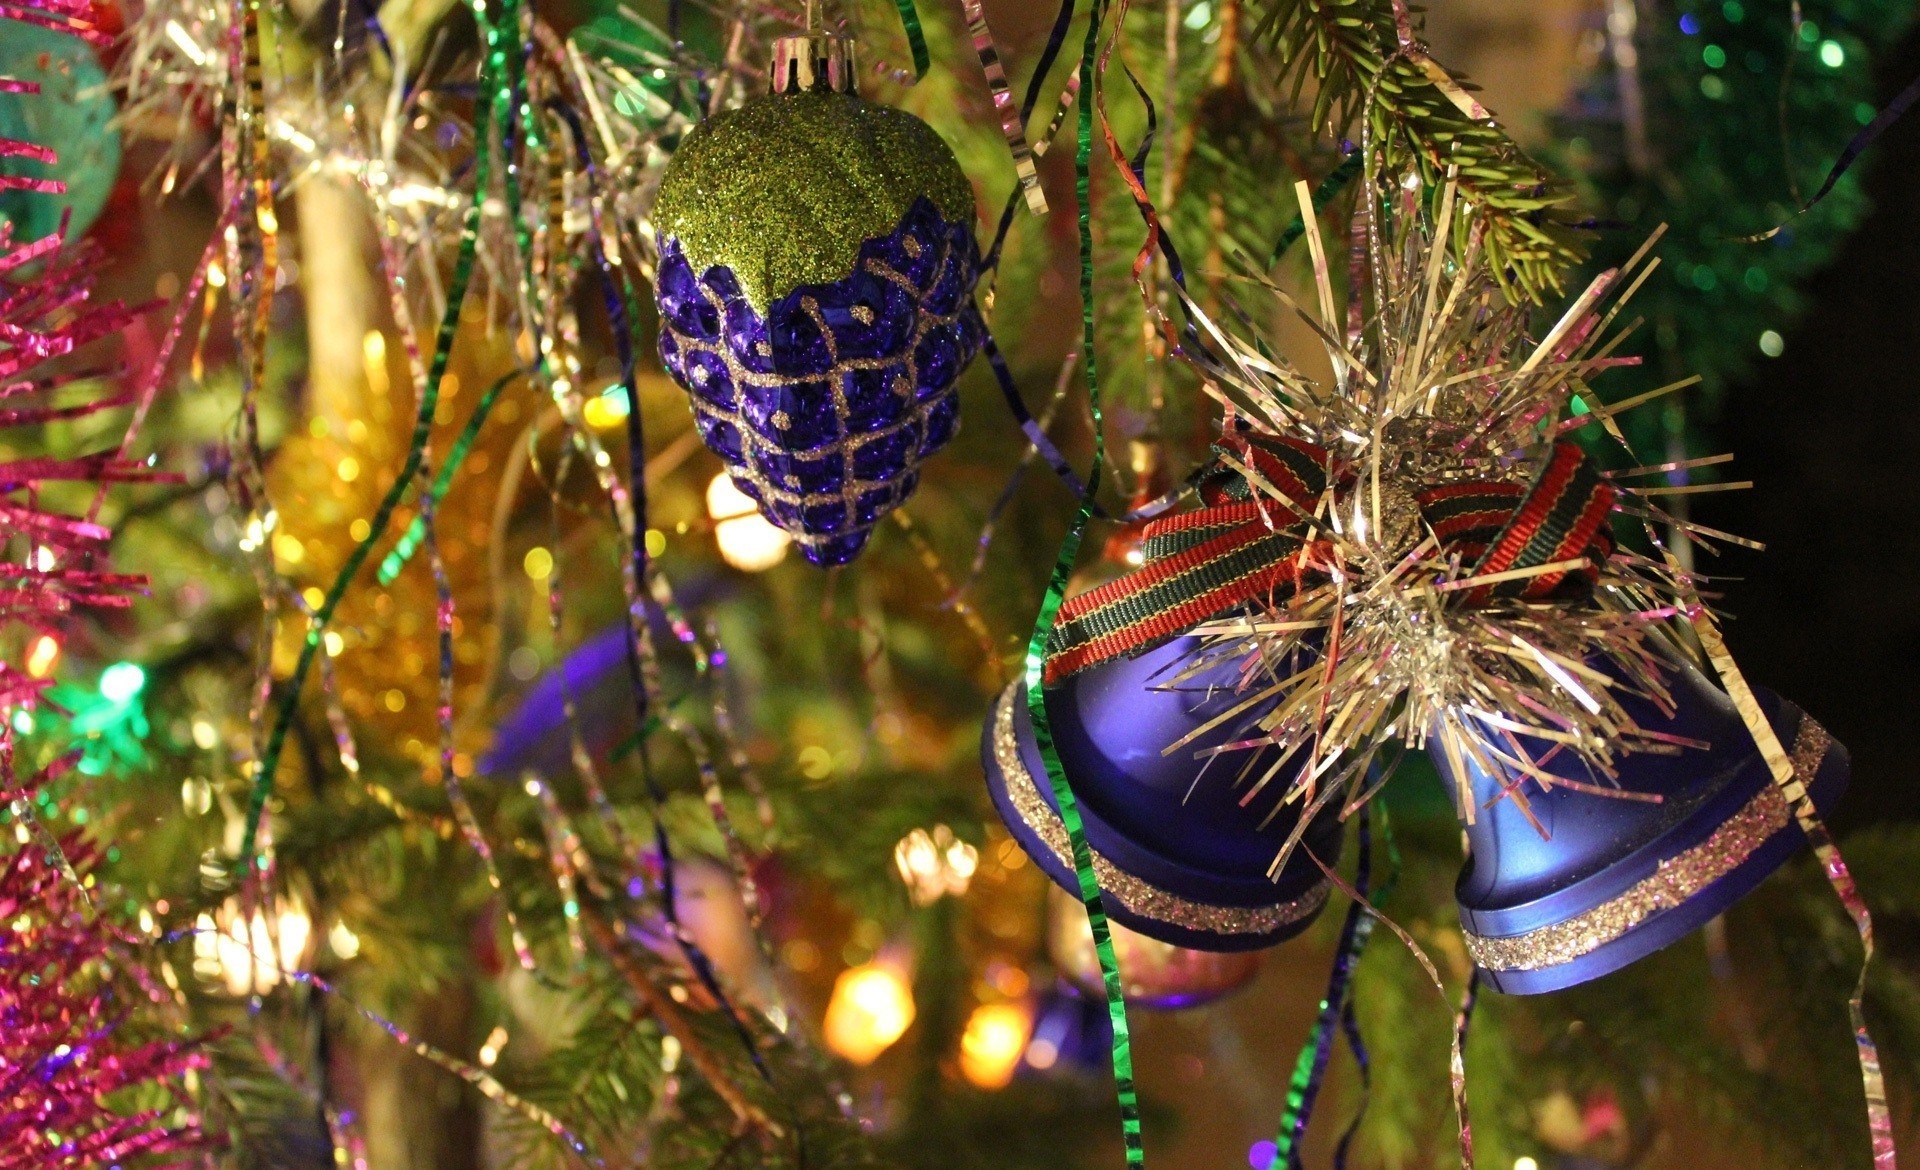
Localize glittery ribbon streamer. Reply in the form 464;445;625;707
1330;996;1371;1169
981;0;1078;275
238;0;517;870
1267;807;1375;1170
1025;0;1147;1165
891;0;930;79
541;439;634;863
948;350;1078;607
1681;595;1896;1168
1094;37;1195;320
422;483;542;978
85;202;235;527
981;327;1189;527
288;972;602;1165
376;370;523;585
0;0;106;42
1734;62;1920;242
525;773;590;966
1307;846;1474;1170
961;0;1048;216
890;510;998;670
549;101;782;1094
1;748;86;908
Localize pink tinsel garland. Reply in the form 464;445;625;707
0;0;208;1161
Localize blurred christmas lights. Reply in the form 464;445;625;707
706;473;790;571
960;1001;1033;1090
823;960;914;1065
893;824;979;906
194;895;312;996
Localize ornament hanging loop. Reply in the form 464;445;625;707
770;31;858;95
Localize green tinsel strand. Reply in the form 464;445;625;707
377;371;523;585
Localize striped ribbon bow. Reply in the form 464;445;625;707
1042;431;1616;685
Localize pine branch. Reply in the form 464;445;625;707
1247;0;1586;301
584;907;782;1141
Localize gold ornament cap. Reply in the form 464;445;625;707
770;32;858;95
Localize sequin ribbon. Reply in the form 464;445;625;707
239;0;515;869
1043;435;1616;684
1024;0;1146;1165
1267;806;1377;1169
891;0;930;79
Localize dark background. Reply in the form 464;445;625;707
1695;22;1920;831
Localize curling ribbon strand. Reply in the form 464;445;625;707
289;972;602;1164
1308;846;1474;1169
1023;0;1145;1162
981;0;1077;273
961;0;1048;215
239;0;513;869
1736;64;1920;243
378;369;523;584
1682;591;1896;1168
1268;805;1376;1169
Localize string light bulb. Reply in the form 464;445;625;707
893;825;979;906
194;895;312;996
823;960;915;1065
706;473;790;572
98;662;146;704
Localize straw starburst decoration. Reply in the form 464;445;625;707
1148;169;1747;865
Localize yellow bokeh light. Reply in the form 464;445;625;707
193;895;311;996
25;635;59;679
960;1002;1033;1090
523;546;554;580
272;532;306;566
823;962;915;1066
582;389;631;430
706;473;789;572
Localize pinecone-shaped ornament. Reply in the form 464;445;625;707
653;31;982;566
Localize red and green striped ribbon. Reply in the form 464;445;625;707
1022;0;1143;1165
1044;440;1616;686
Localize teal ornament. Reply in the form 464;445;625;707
0;20;120;245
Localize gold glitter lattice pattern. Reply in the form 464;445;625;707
658;202;978;560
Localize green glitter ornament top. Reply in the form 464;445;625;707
652;90;976;314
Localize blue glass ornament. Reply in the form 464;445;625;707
652;32;980;566
0;20;120;245
1433;653;1849;994
982;636;1343;953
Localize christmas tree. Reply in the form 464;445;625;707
4;0;1917;1166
